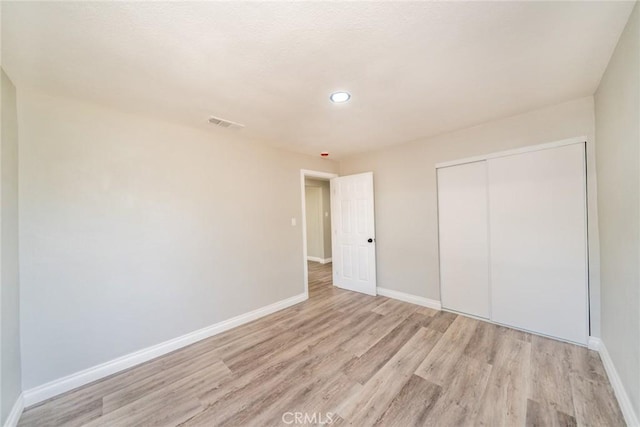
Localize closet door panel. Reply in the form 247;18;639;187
438;161;490;319
488;143;588;344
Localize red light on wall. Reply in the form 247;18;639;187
321;152;329;157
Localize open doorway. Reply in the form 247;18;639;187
301;170;337;298
301;169;377;298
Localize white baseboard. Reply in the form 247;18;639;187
307;256;332;264
588;336;602;351
23;293;307;407
3;393;24;427
589;337;639;427
376;287;442;310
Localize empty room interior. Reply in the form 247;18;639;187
1;1;639;426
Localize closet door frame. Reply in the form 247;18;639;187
435;136;590;344
436;136;588;168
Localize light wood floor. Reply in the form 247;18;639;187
20;261;624;426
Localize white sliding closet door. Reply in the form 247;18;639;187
438;161;490;319
488;143;588;344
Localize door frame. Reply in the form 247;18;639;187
301;169;338;298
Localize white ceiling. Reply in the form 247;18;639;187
2;1;635;159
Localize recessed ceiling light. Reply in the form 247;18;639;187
330;91;351;103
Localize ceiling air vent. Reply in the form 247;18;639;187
207;116;245;130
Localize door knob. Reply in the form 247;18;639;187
368;238;373;243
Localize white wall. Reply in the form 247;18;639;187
595;1;640;420
1;68;22;424
17;88;338;390
340;96;601;335
305;186;323;259
305;178;331;261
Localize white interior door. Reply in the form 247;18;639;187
438;161;490;319
331;172;377;296
488;143;588;344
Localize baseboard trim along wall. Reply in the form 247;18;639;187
587;336;601;351
3;393;24;427
376;287;442;310
588;337;639;427
307;256;332;264
22;293;307;407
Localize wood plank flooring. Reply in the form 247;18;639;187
19;261;625;426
